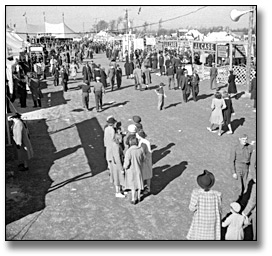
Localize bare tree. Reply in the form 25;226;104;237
116;16;123;32
109;20;116;32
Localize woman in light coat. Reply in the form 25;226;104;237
123;137;145;204
137;130;152;193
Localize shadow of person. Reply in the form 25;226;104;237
102;100;129;111
196;93;214;101
231;117;245;132
151;161;188;196
152;143;175;165
164;102;182;109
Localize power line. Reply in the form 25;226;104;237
8;6;208;35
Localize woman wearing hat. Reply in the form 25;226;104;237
187;170;222;240
123;137;145;204
207;91;226;136
222;91;234;134
222;202;248;240
10;113;34;171
227;70;237;96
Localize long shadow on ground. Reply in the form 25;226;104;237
75;117;107;176
152;143;175;165
151;161;188;195
6;119;54;225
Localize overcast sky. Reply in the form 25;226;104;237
6;5;255;33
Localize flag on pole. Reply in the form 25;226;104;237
138;7;141;15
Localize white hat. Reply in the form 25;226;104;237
230;202;241;213
128;124;137;133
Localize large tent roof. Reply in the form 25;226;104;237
26;22;78;39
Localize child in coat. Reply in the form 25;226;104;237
155;82;166;111
222;202;248;240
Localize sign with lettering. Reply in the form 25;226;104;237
193;42;216;52
217;45;228;57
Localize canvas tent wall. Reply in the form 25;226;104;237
26;22;78;39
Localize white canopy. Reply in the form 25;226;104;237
204;31;238;42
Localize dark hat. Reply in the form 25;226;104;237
10;113;22;119
137;129;146;138
135;123;143;130
132;115;141;123
197;170;215;190
107;117;117;124
159;82;165;87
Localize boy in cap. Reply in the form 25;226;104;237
154;83;166;111
132;115;143;131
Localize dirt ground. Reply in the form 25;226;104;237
6;53;256;240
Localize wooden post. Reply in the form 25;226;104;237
246;6;254;93
215;43;218;66
229;41;233;70
191;41;194;67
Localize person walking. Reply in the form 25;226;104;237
222;202;248;240
17;66;27;108
187;170;222;240
210;63;218;90
242;149;256;240
158;51;164;76
109;133;126;198
190;69;200;102
229;134;254;202
155;82;166;111
82;62;92;85
133;65;143;91
100;67;108;88
78;81;91;110
227;70;237;96
124;59;130;79
69;60;78;81
207;91;226;136
108;65;116;91
93;76;105;112
28;72;43;108
123;137;145;205
104;117;117;174
222;91;234;134
9;113;34;171
60;65;69;92
137;130;152;194
116;64;122;89
180;70;190;103
166;64;175;90
143;66;151;90
175;65;183;90
52;64;60;86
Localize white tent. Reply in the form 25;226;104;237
204;31;238;42
26;22;78;39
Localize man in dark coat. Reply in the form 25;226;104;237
190;70;200;101
116;64;122;89
176;65;183;89
159;52;164;76
82;62;92;85
108;65;116;91
180;70;190;103
100;67;108;88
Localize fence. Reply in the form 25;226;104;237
194;64;256;85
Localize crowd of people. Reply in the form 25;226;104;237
6;38;257;240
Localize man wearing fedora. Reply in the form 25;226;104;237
230;134;254;202
187;170;222;240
